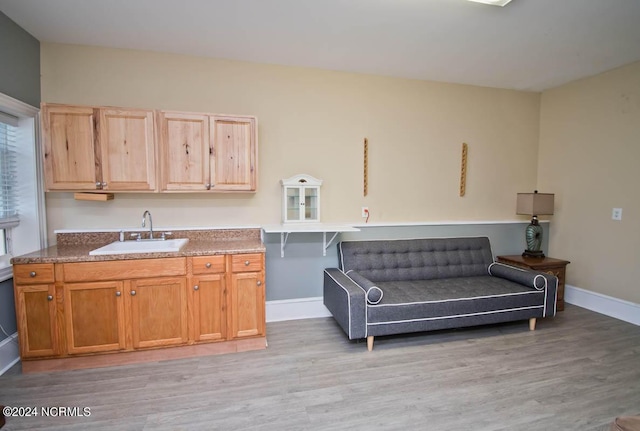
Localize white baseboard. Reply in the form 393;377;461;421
565;284;640;326
266;297;332;322
0;332;19;376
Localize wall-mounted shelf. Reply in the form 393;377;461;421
74;192;114;201
262;224;360;257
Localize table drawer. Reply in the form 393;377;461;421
192;255;225;274
231;253;263;272
14;264;55;284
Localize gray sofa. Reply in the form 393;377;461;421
323;237;557;350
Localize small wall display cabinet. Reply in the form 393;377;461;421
281;174;322;223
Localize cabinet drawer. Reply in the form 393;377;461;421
192;255;225;274
14;264;55;284
63;258;186;282
231;253;263;272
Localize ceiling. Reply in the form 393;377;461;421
2;0;640;92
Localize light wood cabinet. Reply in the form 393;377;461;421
42;104;98;190
42;104;157;192
211;115;257;191
13;252;264;363
157;111;210;191
41;103;257;193
158;111;257;192
14;284;58;359
229;253;265;339
130;277;188;349
190;255;227;342
64;281;126;355
13;263;58;359
98;108;156;191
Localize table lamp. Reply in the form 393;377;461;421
516;190;554;258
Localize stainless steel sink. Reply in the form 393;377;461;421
89;238;189;256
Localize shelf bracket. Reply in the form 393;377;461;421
280;232;290;258
323;232;340;256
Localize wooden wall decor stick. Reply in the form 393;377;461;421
460;142;468;197
364;138;369;196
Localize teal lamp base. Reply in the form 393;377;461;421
522;216;545;258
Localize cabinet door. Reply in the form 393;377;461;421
211;116;257;191
284;186;302;222
64;281;126;355
99;108;156;191
15;285;58;358
229;272;265;339
158;111;210;191
130;277;188;349
192;274;226;342
42;104;99;190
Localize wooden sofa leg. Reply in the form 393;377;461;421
367;336;374;351
529;318;537;331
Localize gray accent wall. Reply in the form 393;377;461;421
264;222;549;301
0;11;40;108
0;12;40;342
0;279;16;336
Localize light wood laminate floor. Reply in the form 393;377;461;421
1;304;639;430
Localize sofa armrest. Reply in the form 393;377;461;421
488;262;558;316
324;268;367;340
345;270;383;304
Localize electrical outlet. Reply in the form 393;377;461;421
612;208;622;221
362;207;369;218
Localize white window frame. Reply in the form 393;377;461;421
0;92;46;282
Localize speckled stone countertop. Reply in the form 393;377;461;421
11;228;265;264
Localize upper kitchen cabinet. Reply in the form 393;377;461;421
211;115;257;192
41;104;157;192
99;108;156;191
42;104;98;190
158;111;257;192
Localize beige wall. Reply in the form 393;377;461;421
41;43;540;243
538;61;640;304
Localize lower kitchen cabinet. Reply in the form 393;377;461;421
191;274;227;342
230;272;265;339
12;252;265;364
64;281;126;355
130;277;188;349
14;284;58;359
229;253;265;339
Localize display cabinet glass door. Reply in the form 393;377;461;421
286;187;301;221
304;187;318;221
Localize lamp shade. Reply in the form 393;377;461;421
516;192;554;216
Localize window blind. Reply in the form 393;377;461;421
0;111;19;229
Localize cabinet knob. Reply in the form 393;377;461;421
30;271;36;277
205;262;211;268
245;260;250;266
95;181;102;189
115;291;121;297
101;182;108;187
194;285;199;291
257;280;262;286
47;295;53;301
205;183;211;190
130;290;136;296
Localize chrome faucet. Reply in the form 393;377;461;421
142;210;154;239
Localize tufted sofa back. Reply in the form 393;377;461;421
338;237;494;282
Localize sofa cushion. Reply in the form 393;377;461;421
367;276;546;324
338;237;494;282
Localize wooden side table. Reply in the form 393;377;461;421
495;255;570;311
